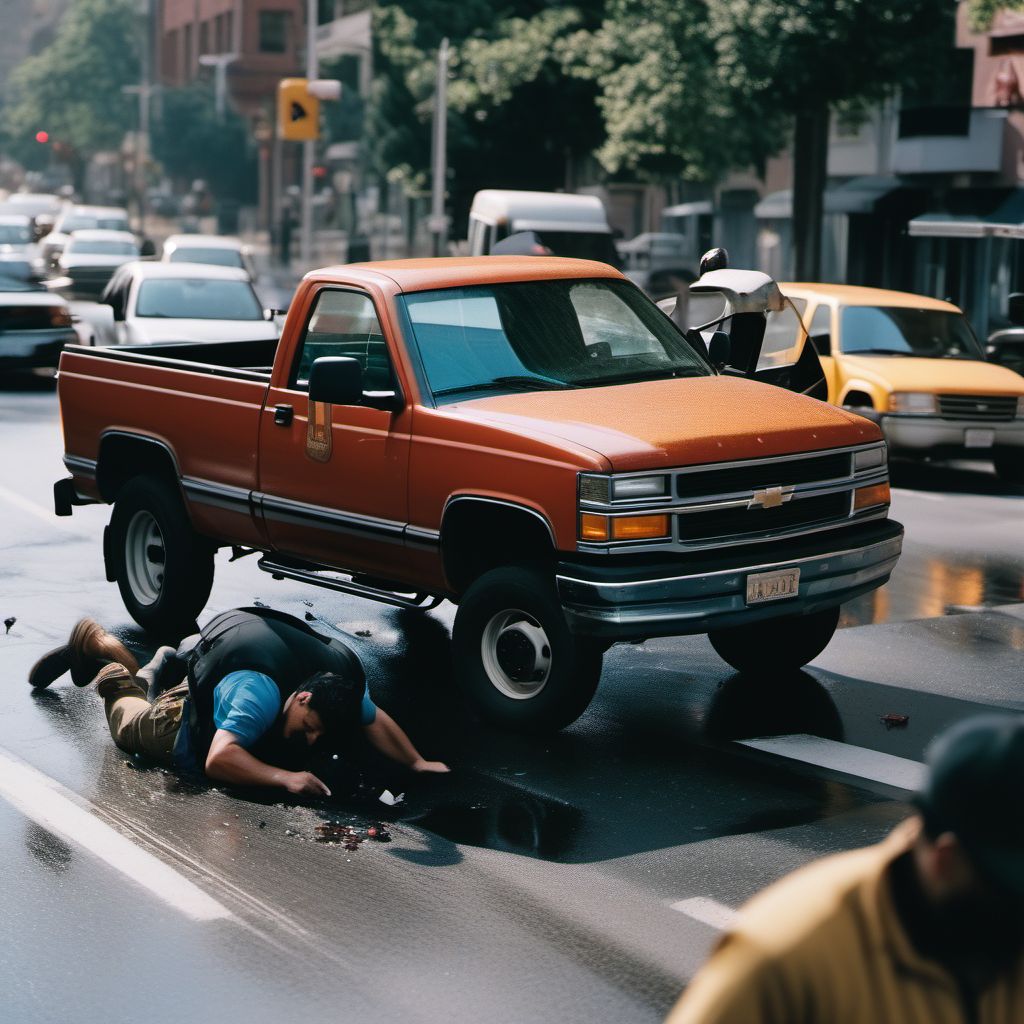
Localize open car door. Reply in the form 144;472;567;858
658;267;827;401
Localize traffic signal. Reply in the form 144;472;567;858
35;130;49;144
277;78;319;142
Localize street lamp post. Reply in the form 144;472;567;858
198;53;240;119
429;38;450;257
300;0;319;266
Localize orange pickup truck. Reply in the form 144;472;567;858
55;256;902;731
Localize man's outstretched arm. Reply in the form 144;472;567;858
363;709;450;773
205;729;331;795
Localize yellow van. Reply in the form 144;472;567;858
783;284;1024;483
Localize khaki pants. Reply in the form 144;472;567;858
98;665;187;768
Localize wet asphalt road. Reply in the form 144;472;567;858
1;380;1023;1024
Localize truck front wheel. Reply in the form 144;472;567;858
708;605;840;675
109;475;214;638
452;566;603;732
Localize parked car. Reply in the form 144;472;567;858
985;290;1024;379
467;190;621;267
618;232;695;298
0;214;36;253
39;204;131;269
99;261;278;345
0;272;77;370
2;192;64;239
50;230;139;298
783;283;1024;483
161;234;257;281
55;256;901;731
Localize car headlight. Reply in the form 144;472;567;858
611;475;669;500
890;392;937;415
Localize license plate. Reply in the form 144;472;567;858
964;429;995;448
746;568;801;605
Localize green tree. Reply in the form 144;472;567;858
1;0;141;189
705;0;956;278
967;0;1024;30
370;2;606;232
149;85;257;203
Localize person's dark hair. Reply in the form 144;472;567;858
302;670;364;736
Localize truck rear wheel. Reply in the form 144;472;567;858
109;475;214;638
452;566;603;732
708;605;840;675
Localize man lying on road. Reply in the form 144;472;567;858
29;607;449;796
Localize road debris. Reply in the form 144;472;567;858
881;713;910;730
4;617;15;634
315;821;392;849
379;789;405;806
304;611;316;621
355;629;372;637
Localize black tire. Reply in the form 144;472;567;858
994;451;1024;485
452;565;603;732
708;605;840;675
109;475;214;637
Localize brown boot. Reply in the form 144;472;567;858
28;619;139;689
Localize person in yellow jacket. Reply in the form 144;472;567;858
667;715;1024;1024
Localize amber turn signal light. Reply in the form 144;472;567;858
579;513;610;541
854;482;891;511
611;514;670;541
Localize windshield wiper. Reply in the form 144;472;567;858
434;375;574;397
846;348;912;357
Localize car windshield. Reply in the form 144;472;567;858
526;230;621;268
0;274;42;293
135;278;263;320
840;306;984;360
404;278;710;398
62;215;129;232
69;240;138;256
0;224;31;244
167;247;244;269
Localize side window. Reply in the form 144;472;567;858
292;290;394;392
759;298;808;370
808;304;832;355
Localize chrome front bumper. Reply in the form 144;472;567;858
557;520;903;640
881;415;1024;453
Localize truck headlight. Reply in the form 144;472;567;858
611;475;668;500
890;392;937;415
854;446;887;472
579;513;671;542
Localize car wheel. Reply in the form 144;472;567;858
452;565;603;732
109;475;214;638
708;605;841;674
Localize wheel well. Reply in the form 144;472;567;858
96;433;180;503
441;500;556;596
842;390;875;408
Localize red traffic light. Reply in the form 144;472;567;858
312;165;328;179
35;130;49;143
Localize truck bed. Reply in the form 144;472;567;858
64;337;279;379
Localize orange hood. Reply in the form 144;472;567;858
449;376;880;471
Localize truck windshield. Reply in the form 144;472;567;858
528;230;621;268
136;278;263;320
840;306;984;360
404;278;710;398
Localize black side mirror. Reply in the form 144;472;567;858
309;356;363;406
698;247;729;276
1008;292;1024;326
811;332;831;356
707;329;731;369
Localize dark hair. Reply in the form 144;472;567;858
302;670;365;736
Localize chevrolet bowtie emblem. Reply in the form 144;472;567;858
748;486;793;509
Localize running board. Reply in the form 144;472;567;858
257;556;443;611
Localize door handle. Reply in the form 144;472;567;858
273;404;293;426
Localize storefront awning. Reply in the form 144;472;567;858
908;189;1024;240
755;176;903;220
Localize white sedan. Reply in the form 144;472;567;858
161;233;257;281
99;262;279;345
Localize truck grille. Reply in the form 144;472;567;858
937;394;1017;422
678;491;851;542
676;451;851;498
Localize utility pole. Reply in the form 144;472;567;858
300;0;318;266
122;83;154;237
429;37;450;257
198;53;239;118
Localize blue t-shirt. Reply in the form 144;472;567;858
173;670;377;772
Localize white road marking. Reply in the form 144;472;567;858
737;733;927;792
0;485;83;536
0;748;232;922
669;897;738;931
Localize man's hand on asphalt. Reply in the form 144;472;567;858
284;771;332;796
411;758;451;773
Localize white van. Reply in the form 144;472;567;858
467;189;620;266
